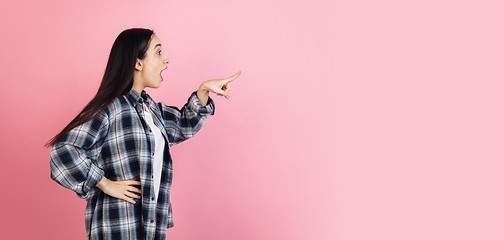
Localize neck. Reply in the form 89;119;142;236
131;83;144;94
132;72;145;93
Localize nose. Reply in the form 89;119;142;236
164;56;170;65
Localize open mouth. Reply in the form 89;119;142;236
160;67;167;80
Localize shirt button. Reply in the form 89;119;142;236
152;197;155;201
150;220;154;223
152;153;155;156
152;175;154;179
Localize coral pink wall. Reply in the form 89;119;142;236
1;0;502;240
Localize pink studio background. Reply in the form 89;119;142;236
0;0;502;239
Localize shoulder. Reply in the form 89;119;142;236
91;94;136;127
110;95;137;116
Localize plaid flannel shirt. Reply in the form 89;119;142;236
50;89;214;240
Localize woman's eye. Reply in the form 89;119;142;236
157;50;162;55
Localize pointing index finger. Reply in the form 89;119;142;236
225;71;241;82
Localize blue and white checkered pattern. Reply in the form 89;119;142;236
50;89;214;240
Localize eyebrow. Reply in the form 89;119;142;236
154;44;162;49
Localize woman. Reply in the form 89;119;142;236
48;28;240;240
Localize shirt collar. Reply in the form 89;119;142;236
126;89;150;105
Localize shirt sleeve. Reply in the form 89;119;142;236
158;91;215;147
50;111;110;199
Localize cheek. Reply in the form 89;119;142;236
146;66;157;76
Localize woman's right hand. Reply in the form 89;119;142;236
96;177;142;204
197;71;241;106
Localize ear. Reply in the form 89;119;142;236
135;59;143;71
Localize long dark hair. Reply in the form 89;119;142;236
46;28;154;147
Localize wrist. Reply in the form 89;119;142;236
197;83;210;107
96;177;109;192
198;82;209;93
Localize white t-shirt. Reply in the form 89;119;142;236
143;104;165;201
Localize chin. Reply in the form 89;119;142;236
146;84;161;89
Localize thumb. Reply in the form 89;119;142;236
213;87;229;98
218;90;229;99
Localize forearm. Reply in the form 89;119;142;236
197;84;210;106
50;143;106;199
